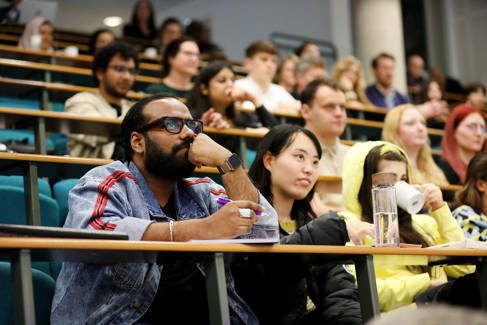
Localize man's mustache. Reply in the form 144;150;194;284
171;138;193;155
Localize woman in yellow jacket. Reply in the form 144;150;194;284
339;141;476;311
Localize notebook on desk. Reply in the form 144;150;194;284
427;238;487;250
0;224;129;240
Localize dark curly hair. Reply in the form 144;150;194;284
91;41;139;85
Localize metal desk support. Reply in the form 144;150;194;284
12;249;36;325
239;136;248;169
355;254;380;322
33;116;47;155
23;162;41;226
206;252;230;325
477;257;487;310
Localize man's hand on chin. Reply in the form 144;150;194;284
188;134;232;168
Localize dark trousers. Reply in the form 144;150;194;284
414;273;480;308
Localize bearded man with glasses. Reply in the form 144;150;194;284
65;41;139;159
51;93;279;325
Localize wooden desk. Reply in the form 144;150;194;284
0;58;160;84
0;44;161;73
0;33;90;52
0;106;121;155
0;106;262;166
0;152;111;226
0;77;145;102
1;237;487;325
271;109;444;137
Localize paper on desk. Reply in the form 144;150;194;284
189;238;278;244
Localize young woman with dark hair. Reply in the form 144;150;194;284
340;141;476;311
186;60;279;154
187;60;278;129
157;17;182;55
453;151;487;241
89;29;115;55
233;124;373;325
123;0;156;40
145;37;200;98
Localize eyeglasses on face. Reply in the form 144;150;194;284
465;123;486;133
136;116;204;135
109;65;139;76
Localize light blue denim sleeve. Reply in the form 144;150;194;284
65;176;154;241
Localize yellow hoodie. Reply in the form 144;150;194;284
339;141;474;311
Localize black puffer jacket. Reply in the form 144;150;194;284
232;212;362;325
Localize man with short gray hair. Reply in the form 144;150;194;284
294;55;327;98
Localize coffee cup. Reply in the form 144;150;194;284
394;181;424;214
64;46;79;56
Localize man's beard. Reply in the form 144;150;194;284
104;80;128;99
144;136;196;180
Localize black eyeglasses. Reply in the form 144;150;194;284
109;65;139;76
136;116;204;134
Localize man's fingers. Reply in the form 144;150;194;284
232;200;264;212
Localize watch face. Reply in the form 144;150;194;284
228;153;241;169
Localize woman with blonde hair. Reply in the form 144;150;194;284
331;55;370;106
382;104;448;185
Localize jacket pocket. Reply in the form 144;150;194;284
109;263;148;289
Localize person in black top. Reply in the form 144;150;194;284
123;0;156;41
232;124;374;324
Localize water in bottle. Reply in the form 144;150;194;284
371;172;400;247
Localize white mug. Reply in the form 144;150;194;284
144;47;157;58
64;46;79;56
394;181;424;214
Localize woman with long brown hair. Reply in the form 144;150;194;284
340;141;474;311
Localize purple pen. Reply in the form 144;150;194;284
216;197;262;215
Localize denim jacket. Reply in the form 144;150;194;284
51;161;278;325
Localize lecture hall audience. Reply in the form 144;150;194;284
3;7;487;322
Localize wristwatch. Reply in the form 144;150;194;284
217;153;242;175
